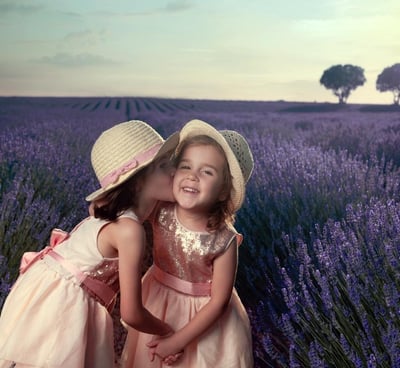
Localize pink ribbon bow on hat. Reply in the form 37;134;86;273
99;143;162;188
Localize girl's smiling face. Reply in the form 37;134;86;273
173;144;227;214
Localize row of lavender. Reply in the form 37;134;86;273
1;97;400;367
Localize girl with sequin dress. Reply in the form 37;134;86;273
121;119;254;367
0;120;179;368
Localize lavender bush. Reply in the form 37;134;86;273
260;199;400;367
1;97;400;367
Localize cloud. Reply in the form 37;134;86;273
183;48;215;54
130;0;195;15
0;1;43;15
335;0;400;18
260;1;336;21
165;0;193;12
58;11;83;18
92;0;194;17
63;29;107;47
33;53;117;67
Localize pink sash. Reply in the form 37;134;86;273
19;225;117;312
19;228;70;273
151;264;211;296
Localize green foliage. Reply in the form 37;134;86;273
376;63;400;105
320;64;366;104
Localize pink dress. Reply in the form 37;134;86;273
121;204;253;368
0;211;138;368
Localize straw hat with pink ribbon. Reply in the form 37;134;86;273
86;120;178;202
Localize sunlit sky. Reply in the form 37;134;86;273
0;0;399;104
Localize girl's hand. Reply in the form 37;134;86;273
146;336;184;363
163;352;184;365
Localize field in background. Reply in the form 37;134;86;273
1;96;400;367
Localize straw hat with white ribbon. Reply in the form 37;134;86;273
177;119;254;212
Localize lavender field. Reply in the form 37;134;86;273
1;96;400;367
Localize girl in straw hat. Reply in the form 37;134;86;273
121;119;254;367
0;120;180;368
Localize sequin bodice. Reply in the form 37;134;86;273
83;259;119;306
152;204;239;283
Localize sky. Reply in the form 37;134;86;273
0;0;399;104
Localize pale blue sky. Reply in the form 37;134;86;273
0;0;399;103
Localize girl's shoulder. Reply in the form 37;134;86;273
118;209;140;222
215;224;243;248
218;222;239;237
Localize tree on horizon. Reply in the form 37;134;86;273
320;64;366;104
376;63;400;105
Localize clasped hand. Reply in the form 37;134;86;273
146;334;184;365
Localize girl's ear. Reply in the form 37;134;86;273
135;177;144;192
89;202;95;216
218;187;229;202
135;167;149;192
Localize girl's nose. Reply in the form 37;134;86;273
186;172;197;181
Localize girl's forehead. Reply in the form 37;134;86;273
180;144;227;166
183;142;221;153
182;143;221;155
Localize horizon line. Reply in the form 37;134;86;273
0;95;393;106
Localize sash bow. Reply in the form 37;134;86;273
19;229;69;274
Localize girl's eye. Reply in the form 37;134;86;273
179;164;190;170
202;169;214;176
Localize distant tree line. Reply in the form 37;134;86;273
320;63;400;105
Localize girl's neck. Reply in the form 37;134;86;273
175;205;209;232
133;197;157;223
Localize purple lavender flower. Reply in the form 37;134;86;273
2;97;400;367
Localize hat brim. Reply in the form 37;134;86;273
86;131;180;202
177;120;245;211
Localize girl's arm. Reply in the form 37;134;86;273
147;237;238;359
115;218;172;336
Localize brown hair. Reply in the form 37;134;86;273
92;167;147;221
175;135;235;230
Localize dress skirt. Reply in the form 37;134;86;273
121;266;253;368
0;256;114;368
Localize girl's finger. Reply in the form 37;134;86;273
163;357;173;365
146;340;159;348
148;347;156;362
